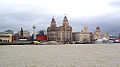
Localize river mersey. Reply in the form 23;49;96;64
0;44;120;67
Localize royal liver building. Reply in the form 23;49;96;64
47;16;72;43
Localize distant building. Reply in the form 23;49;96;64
36;30;47;42
0;30;14;42
31;29;47;42
109;36;118;41
17;30;30;37
47;16;72;43
4;30;14;34
37;30;47;35
94;26;109;40
0;34;13;42
36;34;47;42
84;27;88;32
0;30;14;35
80;32;93;43
72;32;80;42
72;27;93;43
14;27;31;42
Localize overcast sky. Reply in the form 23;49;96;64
0;0;120;36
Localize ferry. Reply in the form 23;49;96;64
113;39;120;43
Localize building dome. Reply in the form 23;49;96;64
96;26;100;29
51;17;56;27
63;16;68;23
52;17;55;22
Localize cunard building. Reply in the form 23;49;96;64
47;16;72;43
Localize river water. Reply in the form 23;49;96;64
0;44;120;67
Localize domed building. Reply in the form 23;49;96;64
94;26;109;40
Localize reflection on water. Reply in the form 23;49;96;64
0;44;120;67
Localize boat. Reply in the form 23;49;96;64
113;39;120;43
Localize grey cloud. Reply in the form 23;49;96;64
70;11;120;36
0;0;120;36
109;0;120;7
0;1;54;33
0;9;120;36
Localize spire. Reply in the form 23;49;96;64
51;16;56;23
20;27;23;37
21;27;23;32
63;15;68;23
62;15;69;27
51;16;56;27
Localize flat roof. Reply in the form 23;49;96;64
0;34;12;36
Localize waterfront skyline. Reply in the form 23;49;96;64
0;0;120;36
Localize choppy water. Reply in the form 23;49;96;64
0;44;120;67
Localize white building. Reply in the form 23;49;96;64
17;30;30;37
0;34;13;42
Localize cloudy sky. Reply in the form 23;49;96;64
0;0;120;36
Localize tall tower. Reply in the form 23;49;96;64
20;27;23;37
84;27;88;32
51;17;56;27
62;15;72;43
94;26;103;39
106;32;109;39
33;25;37;40
62;15;69;27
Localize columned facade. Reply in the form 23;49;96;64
47;16;72;43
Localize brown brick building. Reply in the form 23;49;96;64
47;16;72;43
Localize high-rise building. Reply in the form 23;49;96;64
47;16;72;43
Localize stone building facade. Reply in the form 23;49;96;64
15;27;31;41
47;16;72;43
72;27;93;43
17;30;30;38
0;33;13;42
0;30;14;42
94;26;109;40
4;30;14;34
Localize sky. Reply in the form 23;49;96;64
0;0;120;36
